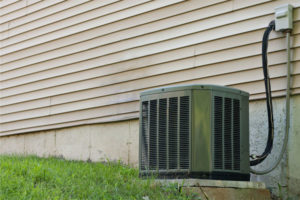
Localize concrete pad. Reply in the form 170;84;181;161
182;187;271;200
156;179;270;199
90;121;130;164
55;125;90;161
24;130;56;157
156;179;266;189
0;134;24;155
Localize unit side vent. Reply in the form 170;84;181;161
180;96;190;169
213;96;241;171
158;98;167;169
141;101;149;170
168;97;178;169
224;98;233;170
214;96;223;169
141;96;190;171
149;100;157;170
233;99;241;170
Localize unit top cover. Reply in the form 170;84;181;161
140;84;249;97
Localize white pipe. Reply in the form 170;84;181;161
250;31;291;175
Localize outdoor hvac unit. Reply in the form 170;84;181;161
139;84;250;181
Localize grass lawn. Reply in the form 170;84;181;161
0;156;193;200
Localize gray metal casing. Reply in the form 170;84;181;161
139;84;250;180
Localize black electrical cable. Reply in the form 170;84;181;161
250;20;275;166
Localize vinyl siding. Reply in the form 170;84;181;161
0;0;300;135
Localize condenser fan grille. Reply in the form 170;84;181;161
140;96;190;171
213;96;241;171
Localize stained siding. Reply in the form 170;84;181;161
0;0;300;135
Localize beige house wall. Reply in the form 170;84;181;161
1;0;300;135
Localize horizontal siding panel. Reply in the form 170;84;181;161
0;112;139;136
0;51;194;90
2;18;277;80
0;0;228;63
0;0;19;9
250;90;287;100
1;61;299;123
2;19;300;91
0;98;51;115
0;0;89;32
0;0;121;41
0;0;107;33
0;101;139;132
0;49;290;114
0;44;194;85
233;0;271;10
0;92;139;122
48;53;298;106
233;75;300;95
2;20;296;93
182;75;300;97
251;88;300;100
0;0;62;27
1;38;299;107
3;1;300;72
1;2;298;64
0;0;148;44
1;59;299;123
0;0;274;57
0;33;294;99
0;0;183;53
292;88;300;95
0;38;292;104
0;13;292;82
0;0;39;17
0;28;281;90
1;72;300;133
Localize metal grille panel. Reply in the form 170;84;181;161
168;97;178;170
214;96;223;169
141;101;149;170
180;96;190;169
224;98;233;170
214;96;241;171
233;99;241;170
149;100;157;170
140;96;190;171
158;99;167;169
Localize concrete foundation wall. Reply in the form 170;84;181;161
0;95;299;198
249;97;288;196
0;120;140;166
249;95;300;198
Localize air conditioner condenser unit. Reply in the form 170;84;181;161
139;84;250;181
